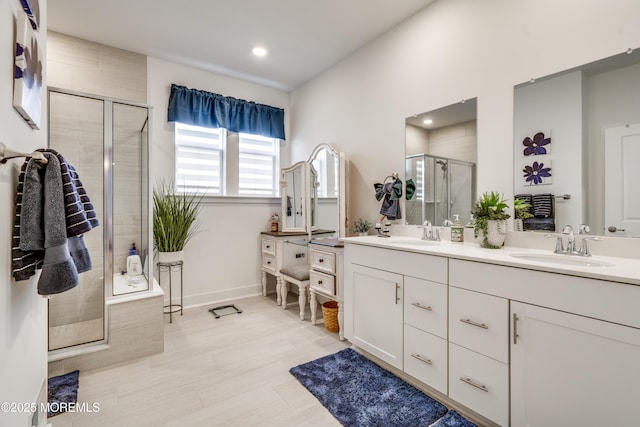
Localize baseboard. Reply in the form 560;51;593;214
168;283;263;309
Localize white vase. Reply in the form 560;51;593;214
158;250;184;264
357;232;368;237
482;219;507;248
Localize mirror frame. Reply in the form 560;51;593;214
280;161;309;233
307;143;346;238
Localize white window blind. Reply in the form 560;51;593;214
238;133;279;196
175;123;280;197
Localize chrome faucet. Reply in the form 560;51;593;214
548;225;602;257
418;220;440;241
562;225;576;253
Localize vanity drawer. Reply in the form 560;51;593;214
311;249;336;274
404;325;447;395
310;270;336;295
449;343;508;427
404;276;447;339
261;237;276;256
262;254;277;273
449;287;508;363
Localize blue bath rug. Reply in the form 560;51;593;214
429;410;478;427
290;348;448;426
47;370;79;417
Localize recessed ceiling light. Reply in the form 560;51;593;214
252;46;267;57
423;119;433;125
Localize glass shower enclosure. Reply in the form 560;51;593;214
405;154;476;226
47;88;152;353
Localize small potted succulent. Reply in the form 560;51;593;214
354;218;372;236
470;192;510;248
513;198;533;231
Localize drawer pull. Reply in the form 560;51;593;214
411;302;433;311
266;245;271;249
459;318;488;329
411;353;432;365
460;376;489;393
318;258;324;263
266;261;272;265
317;280;323;285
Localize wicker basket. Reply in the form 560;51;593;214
321;301;340;333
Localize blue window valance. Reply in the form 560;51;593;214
167;84;285;140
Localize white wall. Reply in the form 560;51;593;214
290;0;640;227
0;2;48;426
147;57;292;306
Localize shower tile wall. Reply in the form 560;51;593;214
427;120;477;164
47;31;147;103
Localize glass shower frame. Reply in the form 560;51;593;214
47;87;153;356
405;153;476;226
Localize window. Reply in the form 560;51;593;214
175;122;280;197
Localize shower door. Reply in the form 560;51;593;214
48;91;105;350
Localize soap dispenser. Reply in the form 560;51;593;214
126;243;143;275
451;214;464;243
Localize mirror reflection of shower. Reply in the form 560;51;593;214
406;154;476;226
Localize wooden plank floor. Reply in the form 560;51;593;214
51;295;347;427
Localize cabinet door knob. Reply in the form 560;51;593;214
460;318;488;329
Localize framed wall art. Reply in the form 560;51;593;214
14;13;43;129
19;0;40;30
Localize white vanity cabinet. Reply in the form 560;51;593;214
510;301;640;427
450;258;640;427
309;241;345;340
344;244;448;372
260;232;309;304
345;238;640;427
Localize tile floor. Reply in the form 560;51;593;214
51;295;348;427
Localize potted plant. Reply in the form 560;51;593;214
354;218;372;236
153;180;204;263
513;198;533;231
470;192;511;248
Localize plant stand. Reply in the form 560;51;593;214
158;260;183;323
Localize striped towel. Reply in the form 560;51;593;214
532;193;554;218
12;150;99;282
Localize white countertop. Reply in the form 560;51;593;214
341;235;640;286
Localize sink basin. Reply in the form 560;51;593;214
509;253;614;268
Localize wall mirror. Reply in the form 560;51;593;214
280;161;307;232
405;98;477;226
513;48;640;236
